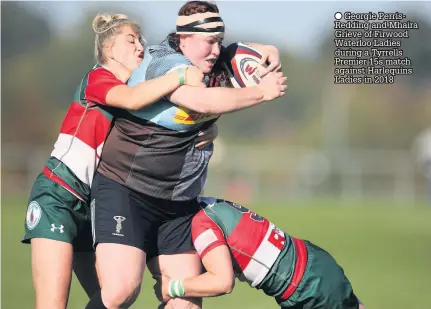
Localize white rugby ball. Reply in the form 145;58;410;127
223;42;266;88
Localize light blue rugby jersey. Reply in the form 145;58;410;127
97;38;221;200
127;39;219;132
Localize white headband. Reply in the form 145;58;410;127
176;12;225;38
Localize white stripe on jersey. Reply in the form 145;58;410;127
96;142;104;164
242;223;285;287
51;133;102;186
194;228;218;256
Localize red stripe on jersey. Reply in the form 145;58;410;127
279;238;308;300
59;102;112;149
84;67;124;105
236;46;262;59
43;166;85;201
227;214;270;271
192;210;226;259
231;57;246;88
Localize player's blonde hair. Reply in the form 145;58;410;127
92;13;142;64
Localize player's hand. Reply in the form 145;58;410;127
185;66;206;88
195;123;218;149
258;71;287;101
153;275;172;302
257;45;282;77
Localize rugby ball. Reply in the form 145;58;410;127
222;42;266;88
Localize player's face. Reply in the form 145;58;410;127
181;35;222;73
109;25;144;72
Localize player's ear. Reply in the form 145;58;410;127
104;42;114;60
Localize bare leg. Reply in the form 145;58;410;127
95;243;146;309
31;238;73;309
148;251;203;309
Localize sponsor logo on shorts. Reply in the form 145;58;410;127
112;216;126;236
50;224;64;233
26;201;42;230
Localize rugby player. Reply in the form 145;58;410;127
155;197;366;309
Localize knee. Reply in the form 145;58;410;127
101;281;142;308
164;297;202;309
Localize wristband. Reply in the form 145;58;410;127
178;68;186;86
168;279;185;298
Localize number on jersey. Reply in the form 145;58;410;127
268;228;285;250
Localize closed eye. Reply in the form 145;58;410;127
126;34;138;44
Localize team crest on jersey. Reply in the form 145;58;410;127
26;201;42;230
173;107;219;125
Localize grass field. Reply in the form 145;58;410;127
2;197;431;309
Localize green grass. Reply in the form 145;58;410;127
2;197;431;309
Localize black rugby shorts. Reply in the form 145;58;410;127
91;172;200;260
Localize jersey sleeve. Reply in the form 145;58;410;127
192;210;226;259
84;68;124;105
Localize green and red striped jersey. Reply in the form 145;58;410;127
44;65;123;201
192;197;308;300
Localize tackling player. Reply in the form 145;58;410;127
155;197;366;309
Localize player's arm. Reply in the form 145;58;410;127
243;42;282;76
142;52;285;115
105;71;184;110
168;84;262;114
167;71;286;115
155;212;235;302
182;244;235;297
106;67;204;110
195;123;218;149
85;66;204;110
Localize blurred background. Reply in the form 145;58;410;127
2;1;430;309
